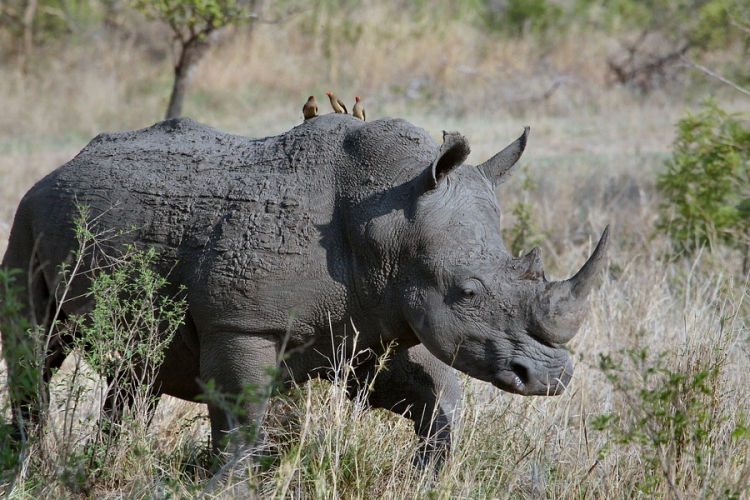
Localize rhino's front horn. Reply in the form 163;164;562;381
532;226;610;344
567;225;610;299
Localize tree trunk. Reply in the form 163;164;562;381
20;0;38;74
165;35;212;120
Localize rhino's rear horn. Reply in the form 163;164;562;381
516;246;544;280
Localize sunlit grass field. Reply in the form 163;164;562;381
1;6;750;497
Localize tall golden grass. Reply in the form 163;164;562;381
1;4;750;497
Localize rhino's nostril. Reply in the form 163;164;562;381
510;361;532;386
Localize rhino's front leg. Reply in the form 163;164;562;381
200;332;279;456
356;344;462;469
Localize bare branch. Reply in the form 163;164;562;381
514;76;575;103
253;5;308;25
729;17;750;36
440;57;497;86
681;56;750;99
0;4;23;26
37;4;73;32
729;0;750;35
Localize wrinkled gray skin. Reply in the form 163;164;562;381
1;115;608;466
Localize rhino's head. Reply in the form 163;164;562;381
344;122;608;396
394;128;608;396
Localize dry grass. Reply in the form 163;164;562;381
2;4;750;498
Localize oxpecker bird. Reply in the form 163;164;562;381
326;91;347;114
352;95;365;121
303;95;318;120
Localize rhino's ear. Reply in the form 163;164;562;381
479;127;529;186
424;131;471;190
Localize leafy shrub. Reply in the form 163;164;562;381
0;207;189;493
0;268;36;479
578;0;736;48
593;329;749;497
656;98;750;272
502;164;549;257
482;0;563;36
60;212;189;487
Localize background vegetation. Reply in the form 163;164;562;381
1;0;750;497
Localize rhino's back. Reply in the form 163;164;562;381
15;118;359;316
31;119;333;247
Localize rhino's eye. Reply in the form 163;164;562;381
460;279;483;302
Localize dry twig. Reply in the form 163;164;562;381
680;56;750;99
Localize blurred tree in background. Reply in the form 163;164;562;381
298;0;364;88
0;0;108;72
583;0;746;92
130;0;261;119
482;0;748;91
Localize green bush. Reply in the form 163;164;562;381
0;207;190;492
61;211;188;485
575;0;737;49
655;98;750;271
0;268;36;478
593;329;749;497
502;164;549;257
482;0;563;36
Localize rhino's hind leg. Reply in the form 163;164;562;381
199;332;279;458
353;344;462;470
1;246;69;443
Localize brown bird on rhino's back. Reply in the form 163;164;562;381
352;95;365;121
303;95;318;120
326;91;347;114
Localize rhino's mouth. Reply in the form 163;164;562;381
492;359;570;396
493;370;527;394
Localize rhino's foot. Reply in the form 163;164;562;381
202;443;272;494
412;436;449;474
0;423;25;467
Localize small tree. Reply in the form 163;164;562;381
0;0;37;71
131;0;260;119
656;98;750;273
1;0;103;72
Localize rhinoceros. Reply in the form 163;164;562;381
1;114;608;465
